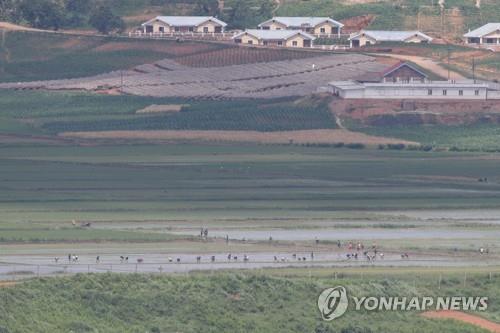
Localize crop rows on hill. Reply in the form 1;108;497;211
43;99;337;133
175;47;319;68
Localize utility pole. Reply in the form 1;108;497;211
120;70;124;94
472;57;476;83
447;43;451;80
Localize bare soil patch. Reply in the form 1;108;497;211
422;310;500;332
136;104;185;114
331;99;500;126
59;129;417;145
0;22;42;32
341;15;375;33
0;281;17;288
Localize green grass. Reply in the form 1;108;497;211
0;91;335;134
42;98;336;133
0;228;178;243
352;124;500;152
2;143;500;233
0;31;226;82
0;272;497;332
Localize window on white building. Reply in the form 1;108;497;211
428;89;433;95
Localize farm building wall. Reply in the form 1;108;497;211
195;20;224;33
239;34;260;45
285;35;312;48
331;82;491;100
351;34;376;47
148;21;170;33
359;86;487;100
262;22;288;30
314;22;338;35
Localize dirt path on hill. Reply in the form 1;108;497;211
372;53;466;80
0;22;44;32
422;311;500;332
59;129;418;146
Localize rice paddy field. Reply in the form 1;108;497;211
1;31;500;332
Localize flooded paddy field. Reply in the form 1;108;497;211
1;144;500;278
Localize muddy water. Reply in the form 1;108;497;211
172;228;500;241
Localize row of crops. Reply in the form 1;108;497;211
176;47;319;68
43;99;337;133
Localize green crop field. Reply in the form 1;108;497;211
0;271;498;332
2;141;500;242
351;124;500;152
0;90;335;135
0;31;227;82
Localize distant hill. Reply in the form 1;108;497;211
1;0;497;38
114;0;499;39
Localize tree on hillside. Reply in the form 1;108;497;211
194;0;220;16
19;0;65;30
225;1;252;29
88;4;124;34
65;0;94;27
65;0;93;13
258;0;275;17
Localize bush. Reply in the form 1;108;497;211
345;143;365;149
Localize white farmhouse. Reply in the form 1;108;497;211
258;17;344;37
141;16;227;34
349;30;433;47
464;23;500;51
233;29;316;48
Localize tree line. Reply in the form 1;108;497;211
0;0;124;33
0;0;276;33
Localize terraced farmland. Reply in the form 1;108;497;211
0;53;386;99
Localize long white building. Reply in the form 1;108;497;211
328;80;500;100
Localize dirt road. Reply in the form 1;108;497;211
60;129;418;146
372;53;466;80
0;22;43;32
423;310;500;332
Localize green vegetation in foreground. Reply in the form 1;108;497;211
352;124;500;152
0;90;335;135
0;272;498;332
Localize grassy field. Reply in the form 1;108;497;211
0;91;335;135
0;31;227;82
2;142;500;242
352;124;500;152
0;271;498;332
